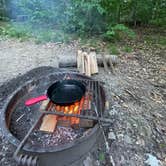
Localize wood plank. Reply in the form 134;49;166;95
84;52;91;76
89;51;98;74
40;115;57;132
39;100;50;110
82;52;85;74
77;50;82;73
39;100;57;132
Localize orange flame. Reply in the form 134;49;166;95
54;97;85;126
54;93;92;127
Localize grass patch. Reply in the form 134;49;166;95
0;22;31;41
34;29;71;44
123;45;133;53
99;152;105;162
0;21;73;43
107;44;120;55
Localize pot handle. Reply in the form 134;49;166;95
25;95;47;106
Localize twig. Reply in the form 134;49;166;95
125;89;138;101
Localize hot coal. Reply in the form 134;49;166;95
29;127;85;148
9;95;88;148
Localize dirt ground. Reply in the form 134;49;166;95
0;33;166;166
0;38;77;85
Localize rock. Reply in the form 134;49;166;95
124;135;132;144
117;134;124;141
93;160;100;166
145;153;161;166
108;132;116;140
83;156;94;166
109;107;118;116
136;137;145;146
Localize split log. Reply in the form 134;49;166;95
39;100;58;132
39;100;50;110
84;52;91;76
77;50;85;73
40;114;58;132
89;51;98;74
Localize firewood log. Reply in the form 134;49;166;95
40;115;58;132
39;100;58;132
89;51;98;74
84;52;91;76
59;54;119;68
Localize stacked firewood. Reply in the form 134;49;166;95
77;49;98;76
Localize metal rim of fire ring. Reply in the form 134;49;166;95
1;72;105;153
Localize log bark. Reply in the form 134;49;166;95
59;54;118;68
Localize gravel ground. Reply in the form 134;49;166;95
0;39;77;85
0;38;166;166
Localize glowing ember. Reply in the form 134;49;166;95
55;97;85;126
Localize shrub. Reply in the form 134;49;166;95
105;24;136;41
0;23;31;39
108;45;120;55
123;46;133;53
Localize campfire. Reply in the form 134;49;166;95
3;71;108;166
40;92;93;133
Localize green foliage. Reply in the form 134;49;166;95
150;18;166;27
99;152;105;162
66;0;106;34
108;45;120;55
0;23;31;40
105;24;135;41
0;22;72;43
123;46;133;53
35;30;71;43
144;35;166;46
1;0;165;43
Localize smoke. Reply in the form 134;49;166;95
5;0;105;41
7;0;71;27
4;0;75;43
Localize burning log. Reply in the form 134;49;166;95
39;93;96;130
79;94;94;128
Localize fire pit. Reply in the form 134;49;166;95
1;71;106;166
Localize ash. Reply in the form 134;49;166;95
30;127;85;148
